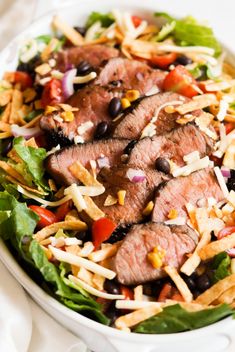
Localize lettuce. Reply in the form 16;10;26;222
86;12;114;28
211;252;231;283
154;13;221;56
134;304;234;333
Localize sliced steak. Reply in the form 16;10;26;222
45;138;129;185
114;222;198;285
152;168;224;222
95;57;166;94
40;86;122;144
54;45;119;72
113;92;201;140
128;124;214;169
94;166;170;225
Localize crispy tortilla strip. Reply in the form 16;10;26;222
115;306;162;329
175;94;218;115
164;266;193;302
0;89;12;106
205;80;235;92
88;242;121;262
65;209;80;222
34;220;87;242
52;15;84;46
6;176;45;195
9;89;23;124
0;160;26;184
92;273;105;291
180;232;211;276
199;232;235;260
23;114;42;128
216;286;235;304
1;102;11;122
41;38;60;62
224;114;235;123
83;195;105;221
0;131;12;139
65;245;81;276
0;121;11;132
69;160;103;187
195;274;235;305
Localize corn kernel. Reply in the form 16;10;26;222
164;105;175;114
142;201;154;216
168;209;178;219
147;246;165;269
45;105;58;115
125;90;140;102
117;190;126;206
121;98;131;109
61;111;74;122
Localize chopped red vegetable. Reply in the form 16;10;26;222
131;15;142;28
28;205;57;229
120;286;134;300
217;226;235;240
14;71;33;89
158;282;173;302
55;201;72;222
225;122;235;135
41;78;64;108
163;65;199;98
92;217;117;250
150;53;177;70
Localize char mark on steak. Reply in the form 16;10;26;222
114;222;198;285
128;123;214;169
152;168;224;222
45;138;130;185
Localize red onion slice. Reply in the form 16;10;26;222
97;156;110;169
126;168;146;183
226;248;235;257
221;167;231;179
62;68;77;99
11;124;42;140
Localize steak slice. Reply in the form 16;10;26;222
40;86;121;144
45;138;129;185
113;92;200;140
152;168;224;222
114;222;198;285
54;45;119;72
95;57;166;94
128;124;214;169
94;165;170;225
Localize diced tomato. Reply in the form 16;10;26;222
28;205;57;229
225;122;235;135
171;290;184;302
158;283;173;302
120;286;134;300
55;201;72;222
92;217;117;250
163;65;199;98
217;227;235;240
132;15;142;28
14;71;33;89
41;78;64;108
35;134;47;148
150;53;177;70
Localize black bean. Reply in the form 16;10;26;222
105;302;120;325
196;66;208;81
195;274;211;292
1;138;13;157
182;275;196;291
123;140;138;155
75;231;91;242
227;178;235;192
108;97;122;118
104;280;120;295
175;55;193;66
155;157;170;174
107;224;131;244
76;61;92;75
94;121;109;140
193;290;201;299
74;26;86;36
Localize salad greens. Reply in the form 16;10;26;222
211;252;231;283
154;13;221;56
86;12;114;28
135;304;234;333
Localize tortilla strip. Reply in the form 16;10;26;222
83;195;105;220
180;232;211;276
9;89;23;124
23;114;42;128
0;89;12;106
164;266;193;302
0;121;11;132
195;274;235;305
34;220;87;242
216;286;235;304
1;102;11;122
199;232;235;260
6;176;45;195
175;94;218;115
52;15;84;46
0;160;26;184
69;160;103;187
115;306;162;329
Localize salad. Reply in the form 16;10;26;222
1;9;235;334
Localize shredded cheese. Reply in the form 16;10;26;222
214;166;229;198
172;156;210;177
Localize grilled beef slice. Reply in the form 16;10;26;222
40;86;121;143
152;168;224;222
93;166;170;225
114;222;198;285
54;45;119;71
113;92;203;140
94;57;166;94
128;124;214;169
45;138;129;185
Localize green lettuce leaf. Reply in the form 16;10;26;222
13;137;50;193
134;304;234;334
86;12;114;28
211;252;231;283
